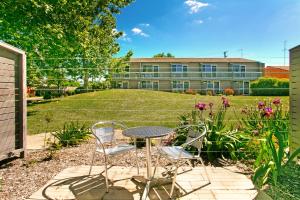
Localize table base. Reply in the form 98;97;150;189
131;175;173;200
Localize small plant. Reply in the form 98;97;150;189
173;97;248;161
206;90;213;96
51;121;91;147
224;88;234;96
185;89;197;95
253;131;300;187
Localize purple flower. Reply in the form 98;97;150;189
272;98;281;106
195;102;206;111
258;101;265;109
222;97;230;108
263;107;273;118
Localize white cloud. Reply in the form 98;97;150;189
184;0;209;14
140;23;150;27
131;27;149;37
132;28;142;34
194;19;204;24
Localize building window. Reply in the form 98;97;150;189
124;65;130;78
172;81;189;91
206;81;220;94
202;64;217;77
232;64;246;77
153;66;159;77
153;81;159;91
171;64;188;78
141;65;159;78
140;81;159;90
243;81;250;95
171;64;188;73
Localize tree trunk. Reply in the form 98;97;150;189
83;72;89;90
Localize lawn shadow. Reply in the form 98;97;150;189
27;99;58;107
27;110;38;116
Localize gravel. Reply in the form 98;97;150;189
0;139;251;200
0;140;168;200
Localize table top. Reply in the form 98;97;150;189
123;126;173;138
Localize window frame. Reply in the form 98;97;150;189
202;64;217;77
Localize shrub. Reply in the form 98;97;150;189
75;87;88;94
207;90;213;96
251;78;289;96
51;122;91;147
43;91;52;99
185;89;197;95
224;88;234;96
66;90;76;96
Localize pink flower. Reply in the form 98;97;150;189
195;102;206;111
222;97;230;108
263;107;273;118
272;98;281;105
258;101;265;109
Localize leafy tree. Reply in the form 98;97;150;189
153;52;175;58
0;0;133;89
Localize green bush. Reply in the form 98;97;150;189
251;78;289;96
51;121;91;147
66;90;76;96
75;86;88;94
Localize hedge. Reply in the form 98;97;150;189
251;78;289;96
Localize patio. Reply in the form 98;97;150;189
27;165;257;200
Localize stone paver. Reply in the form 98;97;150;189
27;165;257;200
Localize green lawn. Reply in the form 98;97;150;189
27;89;289;134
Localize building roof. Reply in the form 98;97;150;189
265;66;289;70
264;66;289;79
129;57;259;63
289;45;300;51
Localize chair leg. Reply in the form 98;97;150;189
89;150;96;175
199;157;211;183
152;154;161;179
104;155;109;193
135;148;140;175
170;161;179;198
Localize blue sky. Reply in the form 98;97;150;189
116;0;300;66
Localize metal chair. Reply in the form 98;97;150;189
89;121;139;192
153;124;210;198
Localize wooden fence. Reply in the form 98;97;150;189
0;42;26;161
290;45;300;154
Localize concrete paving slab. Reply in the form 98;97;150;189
28;165;257;200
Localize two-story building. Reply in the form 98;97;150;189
112;58;264;95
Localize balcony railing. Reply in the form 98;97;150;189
112;72;263;80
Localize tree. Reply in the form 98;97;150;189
0;0;133;89
153;52;175;58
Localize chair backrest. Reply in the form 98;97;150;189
91;121;126;146
182;124;207;155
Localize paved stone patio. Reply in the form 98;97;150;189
27;165;257;200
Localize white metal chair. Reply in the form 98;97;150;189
89;121;139;192
153;124;210;198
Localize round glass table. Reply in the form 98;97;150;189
123;126;173;199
